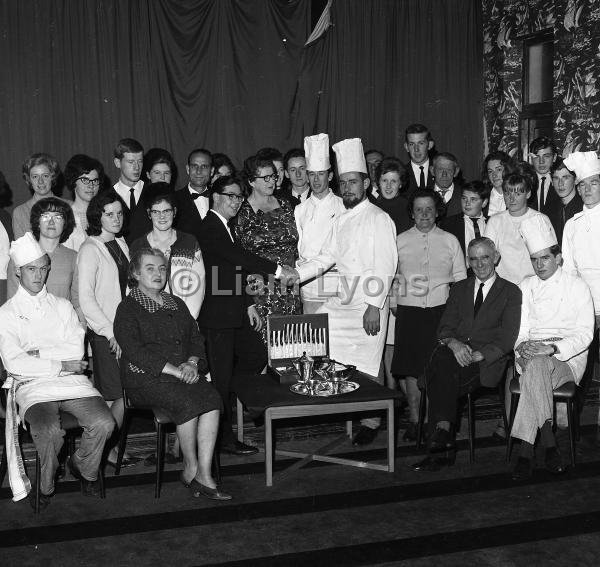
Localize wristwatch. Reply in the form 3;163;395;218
550;344;558;355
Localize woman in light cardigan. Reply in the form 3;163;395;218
78;189;138;466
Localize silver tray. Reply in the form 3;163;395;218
289;381;360;397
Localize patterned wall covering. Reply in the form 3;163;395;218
483;0;600;157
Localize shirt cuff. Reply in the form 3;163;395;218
275;264;282;279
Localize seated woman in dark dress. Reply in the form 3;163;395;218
114;247;230;501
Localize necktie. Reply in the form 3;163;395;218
470;217;481;239
419;166;425;190
129;187;136;211
539;176;546;209
474;282;484;317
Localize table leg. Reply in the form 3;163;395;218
387;400;395;472
265;409;273;487
236;398;243;443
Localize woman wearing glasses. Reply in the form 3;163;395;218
130;183;205;320
7;198;82;322
63;154;105;251
234;154;301;338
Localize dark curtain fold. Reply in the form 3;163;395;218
0;0;310;203
288;0;483;179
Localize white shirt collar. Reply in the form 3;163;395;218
188;183;209;197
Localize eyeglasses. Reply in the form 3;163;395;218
39;212;64;222
77;177;101;187
254;174;277;183
220;193;244;203
150;208;174;217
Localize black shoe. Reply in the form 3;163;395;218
352;425;379;446
428;427;455;453
544;446;565;474
221;440;259;455
402;423;418;442
67;456;103;498
29;490;54;511
189;479;232;501
412;451;456;471
511;457;533;481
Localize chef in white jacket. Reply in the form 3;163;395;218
0;233;114;505
509;215;594;480
295;133;346;314
295;138;398;445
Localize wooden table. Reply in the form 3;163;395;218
234;373;400;486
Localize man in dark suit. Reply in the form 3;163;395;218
173;148;213;242
404;123;435;197
413;237;522;471
440;181;489;272
430;152;463;218
528;137;557;212
278;148;311;207
197;175;294;455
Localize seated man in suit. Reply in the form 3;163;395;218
440;181;489;273
0;233;115;507
528;136;557;212
404;123;435;196
430;152;463;217
510;213;594;480
413;237;522;471
197;175;294;455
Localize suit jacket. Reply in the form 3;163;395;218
436;183;463;218
437;276;522;387
196;210;278;329
125;187;152;245
278;186;311;208
173;186;206;242
439;213;467;255
529;176;555;213
404;162;435;199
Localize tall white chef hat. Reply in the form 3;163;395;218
332;138;367;175
9;232;46;267
304;133;330;171
563;151;600;183
519;214;557;255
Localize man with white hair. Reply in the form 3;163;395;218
562;151;600;442
292;138;398;445
510;215;594;480
0;233;115;508
295;133;346;314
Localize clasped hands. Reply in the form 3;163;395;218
446;338;484;368
278;264;300;286
515;340;554;365
177;361;200;384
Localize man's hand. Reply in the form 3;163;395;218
471;351;484;362
177;362;199;384
108;337;122;359
279;265;300;286
517;340;553;361
247;305;263;331
446;338;473;367
61;360;88;373
363;304;380;336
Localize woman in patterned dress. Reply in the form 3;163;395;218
234;154;301;338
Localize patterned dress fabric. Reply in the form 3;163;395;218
234;198;301;339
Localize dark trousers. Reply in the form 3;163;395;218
426;345;481;425
202;319;266;445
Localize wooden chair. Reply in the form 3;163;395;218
506;377;578;467
114;389;220;498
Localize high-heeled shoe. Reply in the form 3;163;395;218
189;479;232;501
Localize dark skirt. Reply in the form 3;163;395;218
125;375;222;425
88;330;123;401
392;304;446;377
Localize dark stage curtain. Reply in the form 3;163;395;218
0;0;310;203
0;0;482;206
288;0;483;180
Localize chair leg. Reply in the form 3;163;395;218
566;399;576;468
467;393;474;463
114;407;132;476
155;421;165;498
506;393;519;463
0;444;8;488
499;381;509;436
35;452;41;514
416;388;427;450
212;450;221;484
